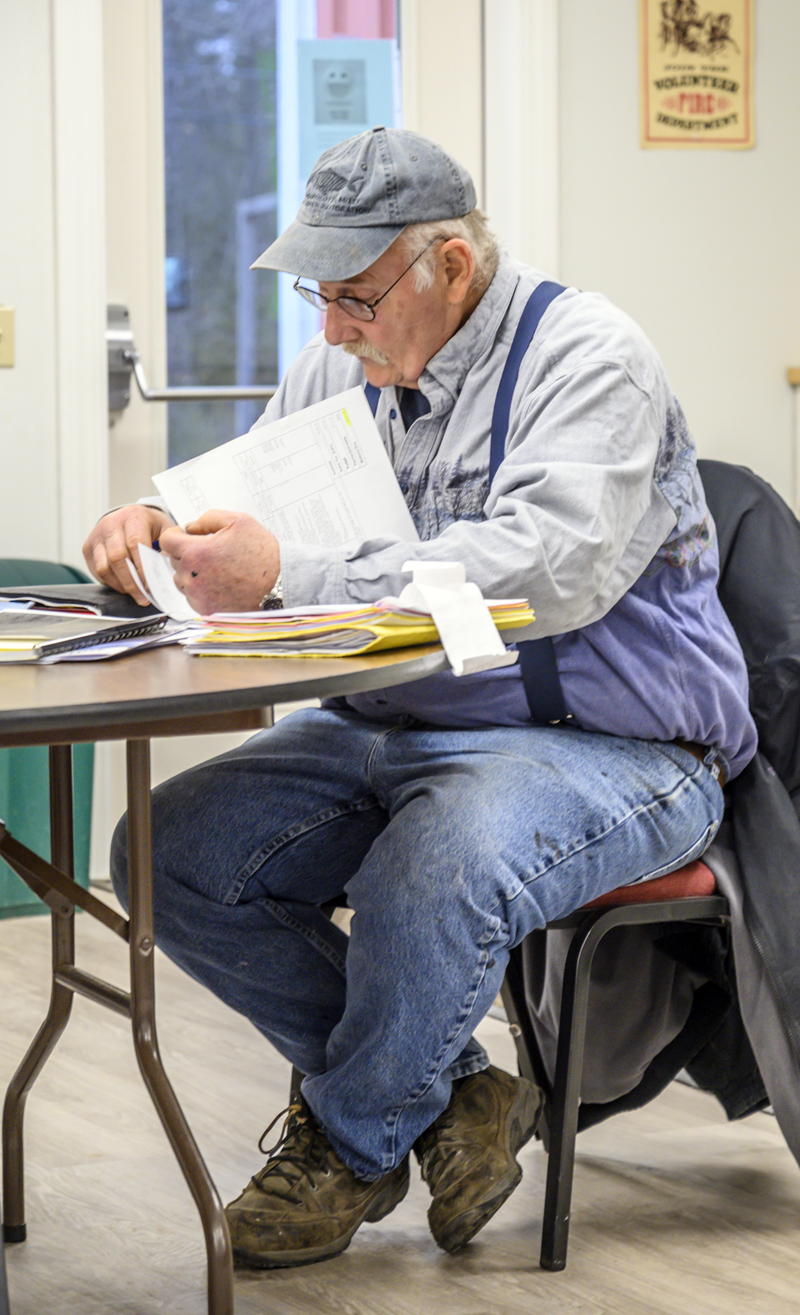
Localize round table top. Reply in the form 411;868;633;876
0;643;449;746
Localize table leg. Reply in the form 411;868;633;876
3;745;77;1243
126;738;234;1315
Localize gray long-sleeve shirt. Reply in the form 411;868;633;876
218;257;759;777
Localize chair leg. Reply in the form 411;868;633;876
500;947;552;1151
289;1066;304;1102
540;913;607;1272
0;1223;9;1315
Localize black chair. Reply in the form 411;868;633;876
502;459;800;1271
501;861;730;1270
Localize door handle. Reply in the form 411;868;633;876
107;304;277;413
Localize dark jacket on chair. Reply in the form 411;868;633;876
520;460;800;1168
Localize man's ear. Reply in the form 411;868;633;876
440;239;475;305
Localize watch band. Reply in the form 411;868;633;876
259;573;283;610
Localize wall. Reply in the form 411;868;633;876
0;0;108;571
0;0;61;562
405;1;800;506
559;0;800;505
400;0;484;198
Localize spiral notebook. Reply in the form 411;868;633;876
0;610;167;663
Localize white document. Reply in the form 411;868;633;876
128;547;203;623
151;387;419;549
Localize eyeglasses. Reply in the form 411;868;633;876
293;237;445;322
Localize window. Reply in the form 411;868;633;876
162;0;278;462
161;0;398;466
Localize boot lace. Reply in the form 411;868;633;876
250;1102;335;1199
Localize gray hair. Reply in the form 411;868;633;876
399;209;500;296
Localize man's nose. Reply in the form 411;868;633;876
323;302;361;346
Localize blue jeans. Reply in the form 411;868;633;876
110;708;725;1179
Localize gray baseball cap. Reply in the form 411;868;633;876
251;126;477;282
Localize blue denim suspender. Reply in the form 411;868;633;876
489;281;569;723
364;279;569;723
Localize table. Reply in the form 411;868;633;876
0;643;448;1314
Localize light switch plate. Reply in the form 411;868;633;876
0;306;14;367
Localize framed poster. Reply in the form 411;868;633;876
640;0;754;148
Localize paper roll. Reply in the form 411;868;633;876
400;561;518;677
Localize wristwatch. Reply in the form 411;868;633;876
259;574;284;610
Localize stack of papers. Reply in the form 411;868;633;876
183;599;534;659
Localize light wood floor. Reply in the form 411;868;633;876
0;903;798;1315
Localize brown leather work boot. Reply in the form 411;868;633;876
226;1099;410;1269
414;1065;544;1253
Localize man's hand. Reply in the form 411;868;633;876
82;505;172;605
159;510;280;614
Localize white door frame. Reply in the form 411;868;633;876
103;0;168;509
53;0;109;570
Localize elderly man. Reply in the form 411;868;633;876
84;128;756;1270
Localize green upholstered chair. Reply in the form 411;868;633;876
0;560;95;918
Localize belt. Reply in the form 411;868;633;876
674;739;727;789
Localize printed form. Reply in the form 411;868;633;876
152;387;419;548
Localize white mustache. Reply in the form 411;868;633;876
341;339;391;366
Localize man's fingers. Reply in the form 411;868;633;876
158;526;191;560
91;529;151;605
90;540;129;596
184;509;236;536
82;506;169;605
109;555;151;606
83;537;107;587
151;510;278;613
